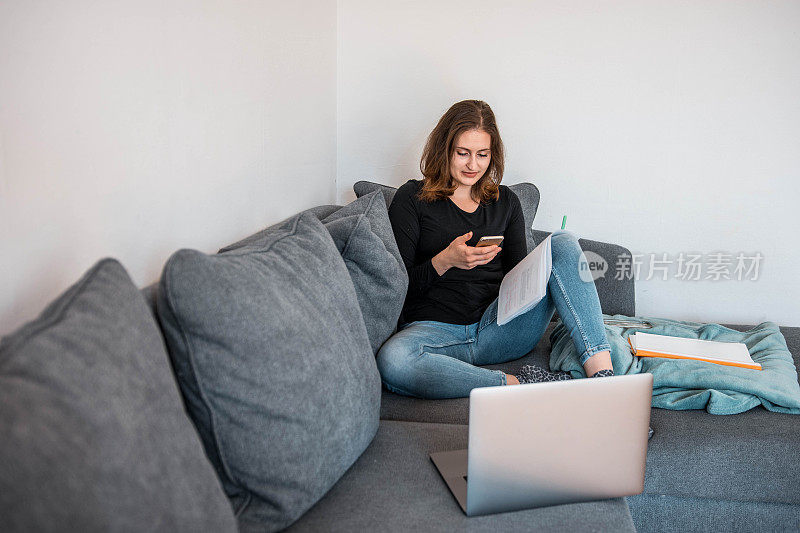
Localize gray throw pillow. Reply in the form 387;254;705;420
0;259;237;532
320;191;408;354
157;211;381;532
218;204;341;253
354;180;541;252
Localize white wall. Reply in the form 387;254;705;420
3;1;799;336
0;1;337;335
337;0;800;327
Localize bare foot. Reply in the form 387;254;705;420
584;350;613;377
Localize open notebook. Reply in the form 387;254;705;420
628;332;762;370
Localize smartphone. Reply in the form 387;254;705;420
476;235;504;247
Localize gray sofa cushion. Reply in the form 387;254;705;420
157;211;381;532
286;420;636;532
354;180;541;253
0;259;236;532
320;191;408;354
218;205;342;252
628;494;800;533
354;180;397;207
644;404;800;505
220;197;407;355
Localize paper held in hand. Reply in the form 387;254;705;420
629;332;762;370
497;231;568;326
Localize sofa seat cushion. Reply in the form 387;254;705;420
644;405;800;504
627;493;800;533
158;211;381;532
285;420;636;532
0;259;236;532
375;406;800;508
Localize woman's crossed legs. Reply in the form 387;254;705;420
376;232;613;399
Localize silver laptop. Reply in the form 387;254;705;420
430;373;653;516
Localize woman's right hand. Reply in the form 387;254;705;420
431;231;501;275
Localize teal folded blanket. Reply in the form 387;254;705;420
549;315;800;414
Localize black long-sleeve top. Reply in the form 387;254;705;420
388;179;528;326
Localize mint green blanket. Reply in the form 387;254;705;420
549;315;800;414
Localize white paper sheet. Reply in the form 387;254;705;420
497;234;553;326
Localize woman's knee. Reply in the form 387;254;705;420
551;231;582;262
551;230;580;249
375;336;418;389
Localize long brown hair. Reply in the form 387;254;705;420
418;100;505;203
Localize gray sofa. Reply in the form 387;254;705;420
1;180;797;532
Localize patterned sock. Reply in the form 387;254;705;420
514;364;573;384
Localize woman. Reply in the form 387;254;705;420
377;99;615;399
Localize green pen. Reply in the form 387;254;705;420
561;215;567;230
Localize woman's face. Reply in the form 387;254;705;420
449;129;492;191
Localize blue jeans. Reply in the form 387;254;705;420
376;231;612;399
